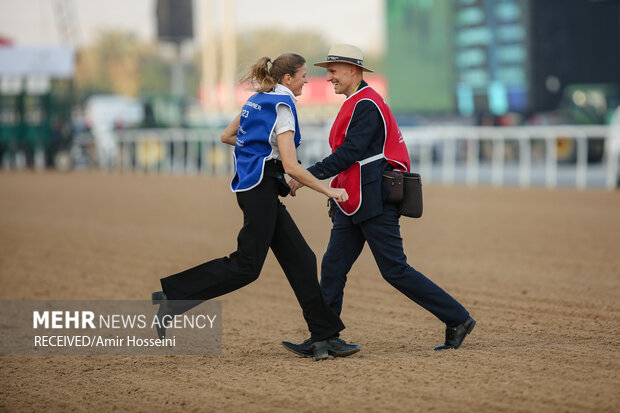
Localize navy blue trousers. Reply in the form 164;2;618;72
320;203;469;327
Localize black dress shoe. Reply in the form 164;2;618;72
152;291;171;339
312;340;330;361
282;337;360;360
325;337;361;357
434;316;476;351
281;339;313;358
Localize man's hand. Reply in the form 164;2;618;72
288;178;305;196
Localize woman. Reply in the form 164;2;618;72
152;52;360;360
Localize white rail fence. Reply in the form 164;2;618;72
111;125;619;190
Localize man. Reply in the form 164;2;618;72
281;45;475;357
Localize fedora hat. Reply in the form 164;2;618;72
314;44;374;72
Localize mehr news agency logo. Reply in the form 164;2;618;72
32;310;217;348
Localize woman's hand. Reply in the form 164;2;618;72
327;187;348;203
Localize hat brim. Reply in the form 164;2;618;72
314;60;374;73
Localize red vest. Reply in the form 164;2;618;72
329;86;410;215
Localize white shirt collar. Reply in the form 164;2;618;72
273;83;297;103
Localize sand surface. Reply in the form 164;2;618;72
1;172;619;412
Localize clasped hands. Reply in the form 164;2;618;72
288;178;348;203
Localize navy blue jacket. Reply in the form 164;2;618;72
308;81;389;224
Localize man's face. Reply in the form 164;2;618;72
326;63;357;96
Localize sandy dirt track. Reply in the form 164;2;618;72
1;172;619;412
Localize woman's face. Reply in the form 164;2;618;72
286;64;308;97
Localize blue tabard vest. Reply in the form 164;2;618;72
230;92;301;192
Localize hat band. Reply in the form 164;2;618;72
327;55;364;66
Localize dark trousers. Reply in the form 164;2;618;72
320;203;469;327
160;177;344;342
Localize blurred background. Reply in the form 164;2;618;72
0;0;619;188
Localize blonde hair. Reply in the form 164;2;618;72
241;52;305;92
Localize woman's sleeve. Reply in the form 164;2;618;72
274;104;295;136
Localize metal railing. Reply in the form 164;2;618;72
114;128;233;176
111;125;618;190
398;125;616;190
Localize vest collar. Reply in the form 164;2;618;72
344;80;370;102
272;84;297;104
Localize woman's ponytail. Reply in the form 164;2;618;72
241;56;277;92
241;53;305;93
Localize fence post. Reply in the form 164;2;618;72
185;131;198;175
466;135;479;186
118;131;133;173
545;134;557;189
173;130;185;175
605;131;618;190
164;135;173;174
442;136;456;185
418;134;433;184
34;145;45;171
518;135;531;188
575;134;588;190
491;133;505;187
